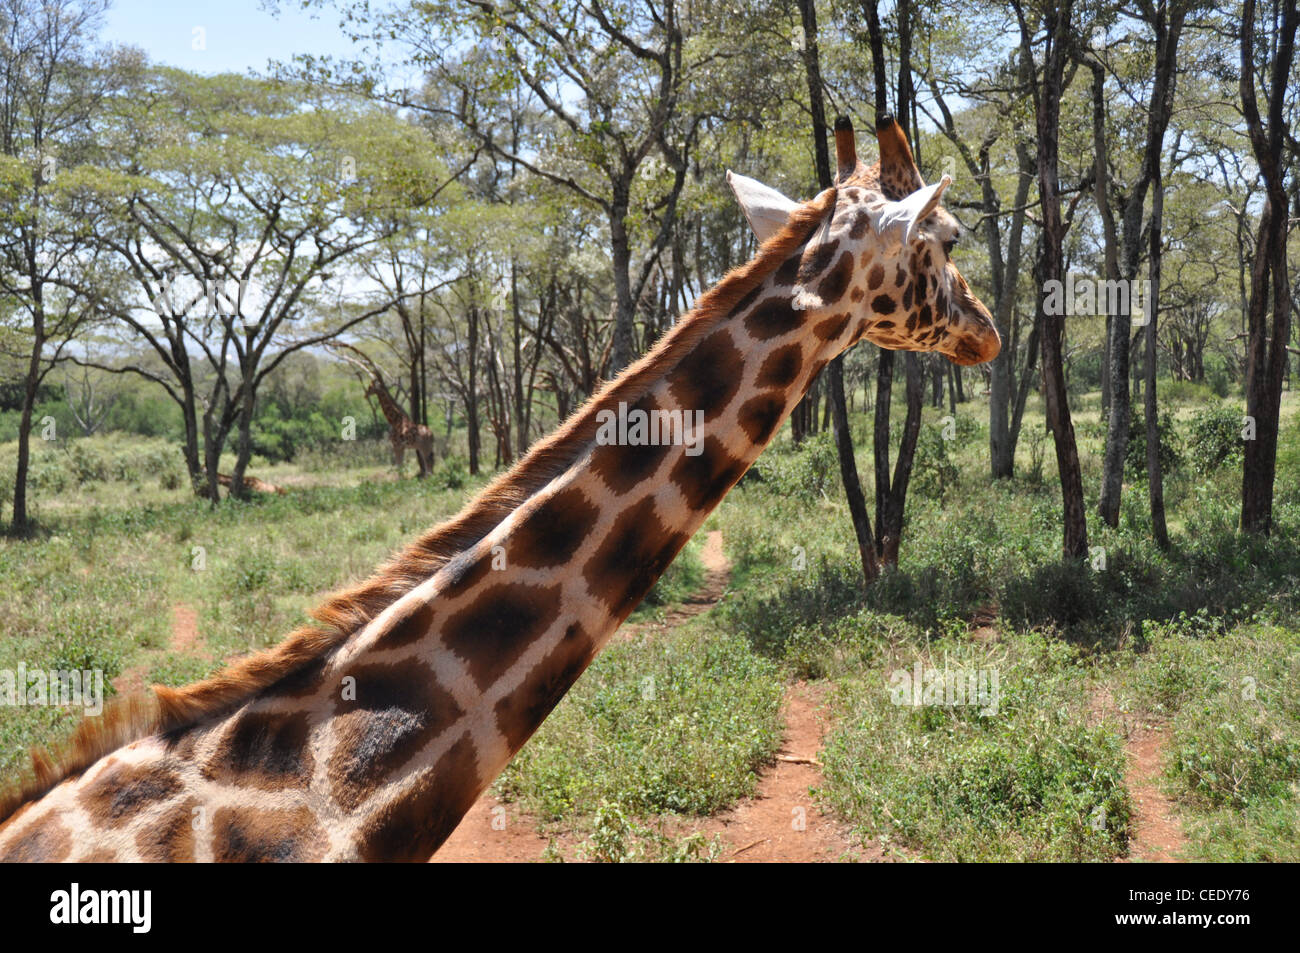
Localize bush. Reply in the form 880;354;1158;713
432;455;470;490
913;425;961;497
1125;409;1181;480
754;431;838;502
1184;406;1244;474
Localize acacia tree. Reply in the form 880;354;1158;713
1092;1;1188;543
302;0;770;373
0;0;130;532
83;71;455;499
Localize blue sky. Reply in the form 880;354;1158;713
100;0;364;75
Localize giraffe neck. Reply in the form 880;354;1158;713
304;262;845;859
373;383;408;431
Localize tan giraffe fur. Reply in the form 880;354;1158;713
0;117;998;862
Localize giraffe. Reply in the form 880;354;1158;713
0;116;999;862
366;376;436;479
331;343;436;479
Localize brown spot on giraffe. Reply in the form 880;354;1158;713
728;282;765;317
668;330;744;422
814;313;851;341
590;393;673;496
583;497;691;620
737;394;788;445
203;710;314;792
815;250;855;303
212;805;327;862
756;344;802;390
796;240;839;285
509;486;601;567
379;601;436;649
745;296;801;340
669;436;750;511
441;583;564;691
494;622;596;752
439;550;494;600
0;818;72;861
78;763;183;822
329;660;463;811
357;731;481;862
136;798;200;862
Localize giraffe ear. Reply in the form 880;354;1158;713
874;175;952;247
726;170;800;244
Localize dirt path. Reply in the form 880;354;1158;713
112;603;210;696
687;680;878;862
1122;722;1186;862
619;530;730;640
1090;688;1186;862
433;530;869;863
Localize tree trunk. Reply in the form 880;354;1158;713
467;304;481;475
1020;0;1088;559
12;341;41;534
799;0;877;585
1098;1;1186;528
609;199;637;373
1145;159;1169;548
1239;0;1297;535
879;354;923;564
873;348;893;539
1091;60;1125;529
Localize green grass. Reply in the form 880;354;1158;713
817;626;1132;861
494;622;784;821
1118;617;1300;861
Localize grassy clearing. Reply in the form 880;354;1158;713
816;624;1131;861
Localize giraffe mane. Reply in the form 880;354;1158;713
0;185;838;827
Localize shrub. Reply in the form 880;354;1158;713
1124;409;1181;480
432;455;470;490
754;431;838;502
913;425;961;497
1184;405;1244;474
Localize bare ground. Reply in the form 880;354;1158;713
112;602;210;696
1090;687;1187;862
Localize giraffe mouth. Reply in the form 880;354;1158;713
945;329;1001;366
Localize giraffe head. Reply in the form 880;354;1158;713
726;115;999;366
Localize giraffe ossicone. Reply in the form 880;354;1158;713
0;116;998;862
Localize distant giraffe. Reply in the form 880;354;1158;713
367;377;435;479
0;116;998;861
332;344;435;479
